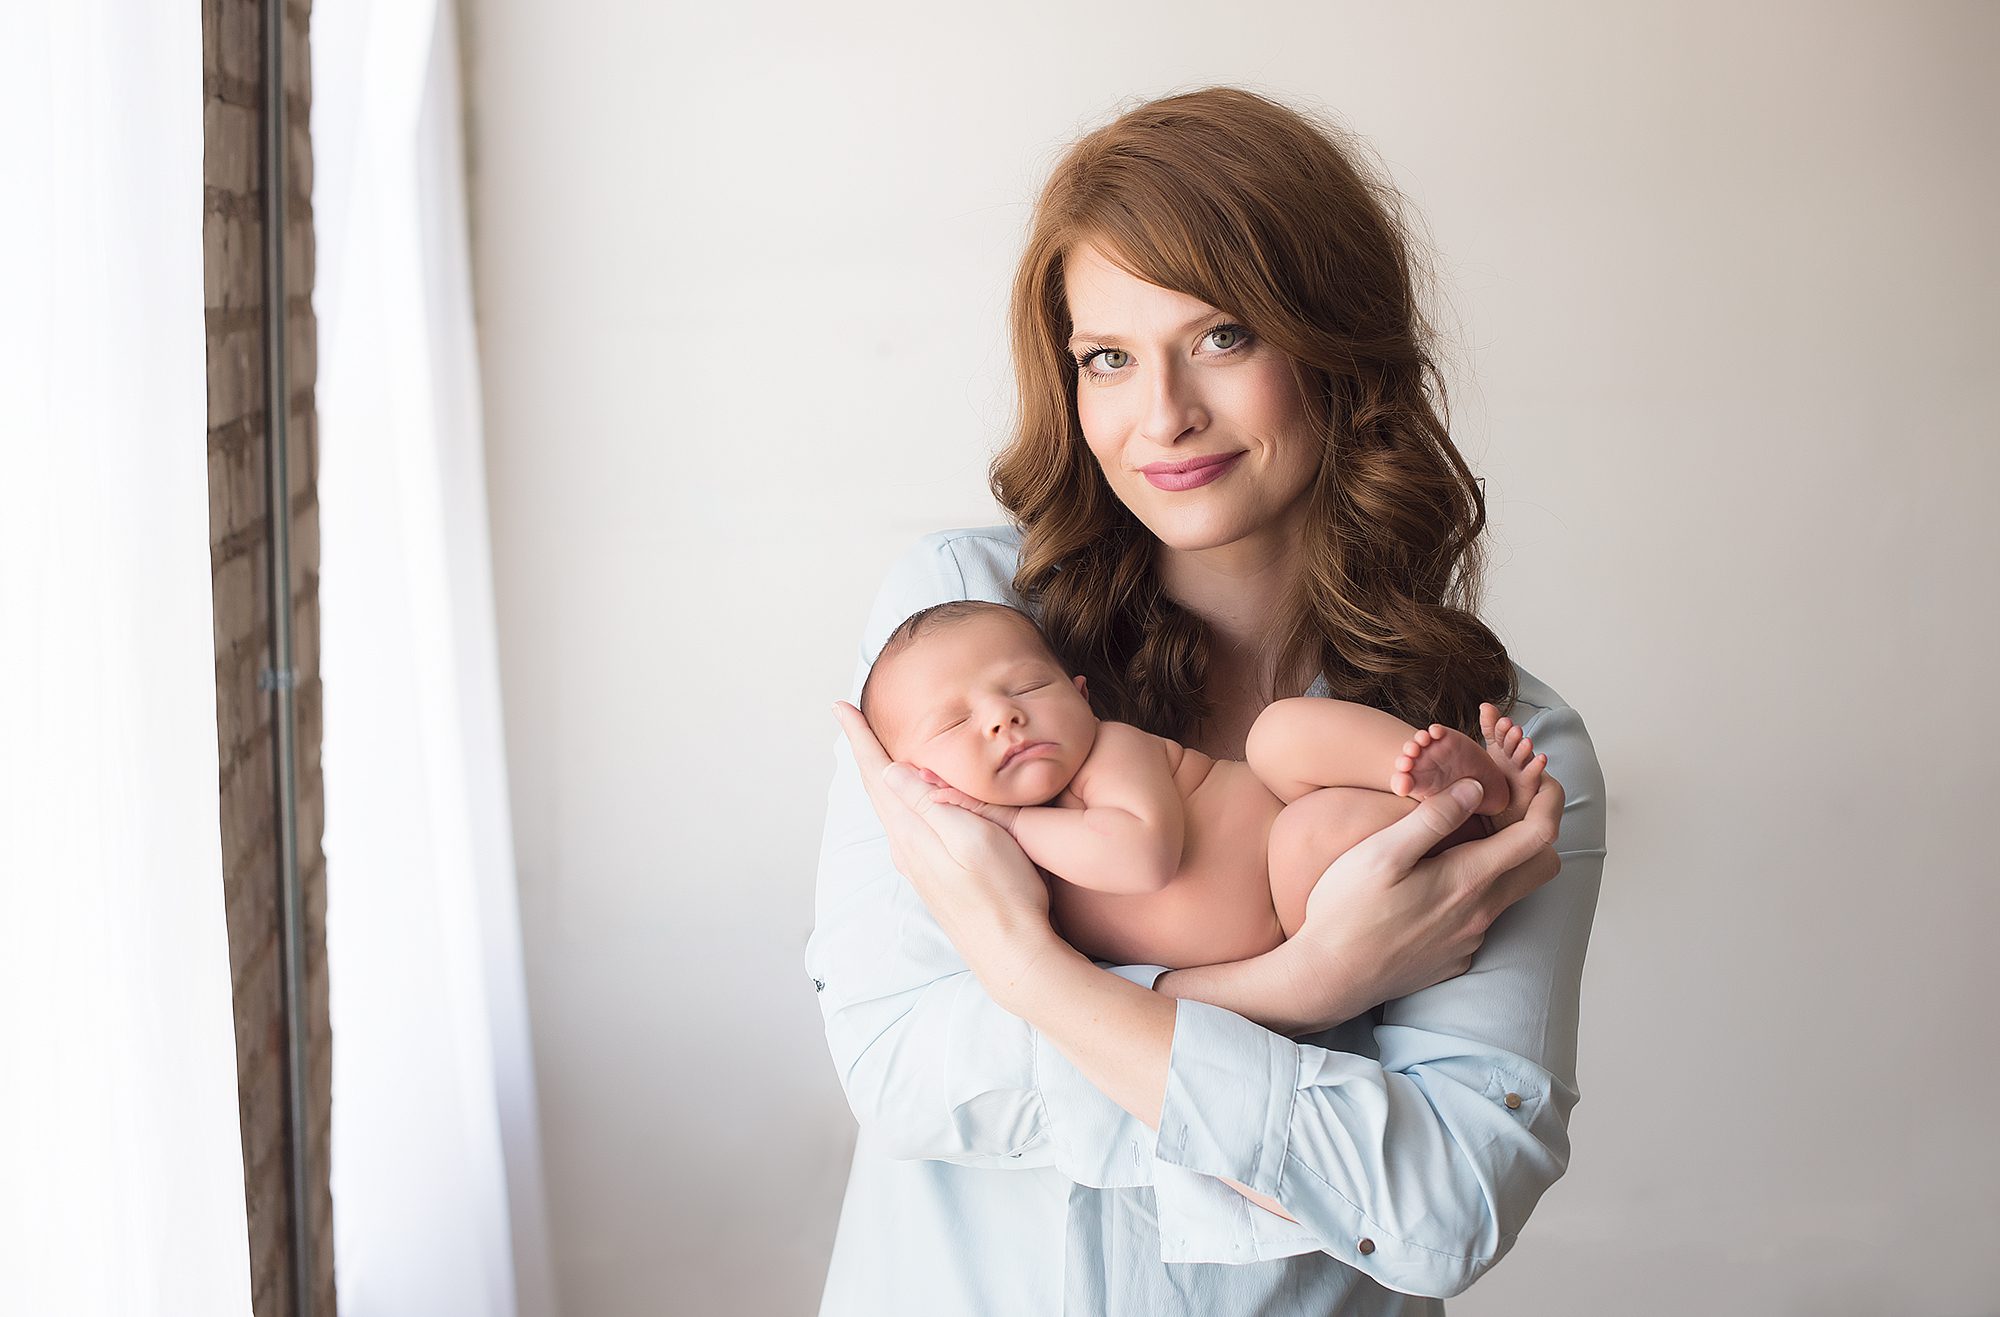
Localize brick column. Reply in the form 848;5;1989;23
201;1;334;1313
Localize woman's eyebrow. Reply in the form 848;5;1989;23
1066;309;1226;349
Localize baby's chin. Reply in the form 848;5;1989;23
984;766;1078;808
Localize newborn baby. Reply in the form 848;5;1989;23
857;600;1547;969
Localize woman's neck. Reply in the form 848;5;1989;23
1155;533;1301;690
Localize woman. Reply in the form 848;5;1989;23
809;87;1606;1315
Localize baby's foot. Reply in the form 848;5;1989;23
1477;702;1548;830
1392;720;1514;816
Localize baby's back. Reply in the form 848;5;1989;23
1046;728;1288;967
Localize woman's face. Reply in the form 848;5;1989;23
1063;241;1321;560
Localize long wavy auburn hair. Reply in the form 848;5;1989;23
991;86;1516;743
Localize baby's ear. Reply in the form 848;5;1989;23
1073;675;1089;700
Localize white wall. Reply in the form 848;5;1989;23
459;3;1999;1312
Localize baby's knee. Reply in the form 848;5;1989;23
1245;697;1322;774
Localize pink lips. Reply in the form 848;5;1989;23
1140;452;1243;491
1000;741;1055;770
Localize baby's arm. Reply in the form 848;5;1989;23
916;723;1183;892
1010;723;1185;894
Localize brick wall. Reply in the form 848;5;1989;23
201;0;334;1313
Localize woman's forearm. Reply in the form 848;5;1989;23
1153;937;1373;1038
999;933;1302;1224
998;932;1175;1130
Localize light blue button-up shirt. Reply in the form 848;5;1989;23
808;527;1608;1314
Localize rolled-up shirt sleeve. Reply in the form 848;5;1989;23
806;532;1172;1186
1150;699;1608;1298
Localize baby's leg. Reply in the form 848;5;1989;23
1246;697;1437;806
1266;786;1487;939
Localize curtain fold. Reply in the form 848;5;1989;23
313;0;558;1312
0;7;255;1314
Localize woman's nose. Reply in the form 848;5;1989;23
1138;360;1207;445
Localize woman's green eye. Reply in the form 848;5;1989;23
1096;349;1130;371
1208;326;1245;350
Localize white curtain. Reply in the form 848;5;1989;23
0;7;254;1315
312;1;557;1314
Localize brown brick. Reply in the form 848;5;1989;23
287;117;313;208
213;540;271;656
283;220;312;308
203;0;222;80
284;405;313;505
225;836;277;978
242;1039;290;1182
218;0;262;88
286;502;316;600
205;99;260;194
285;313;316;403
203;212;264;313
211;648;270;774
283;12;310;104
294;766;324;867
210;426;268;542
207;326;265;430
290;598;318;688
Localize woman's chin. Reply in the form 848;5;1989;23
1133;507;1259;554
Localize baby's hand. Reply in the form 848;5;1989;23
914;767;1021;835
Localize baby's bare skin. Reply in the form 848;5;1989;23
866;605;1547;972
1008;704;1542;968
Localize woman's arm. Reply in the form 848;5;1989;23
807;532;1175;1182
813;533;1601;1292
1143;699;1606;1295
922;693;1604;1297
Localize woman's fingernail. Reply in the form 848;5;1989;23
1449;779;1484;808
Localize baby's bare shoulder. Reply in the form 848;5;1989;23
1072;720;1182;795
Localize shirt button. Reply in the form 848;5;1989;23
1358;1238;1376;1255
1504;1092;1522;1109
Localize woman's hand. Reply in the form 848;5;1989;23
912;767;1025;837
1283;773;1566;1032
831;701;1061;1008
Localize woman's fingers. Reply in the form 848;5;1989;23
832;701;891;778
833;701;909;826
1332;778;1488;886
1439;772;1566;912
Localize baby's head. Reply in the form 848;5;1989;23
860;601;1099;806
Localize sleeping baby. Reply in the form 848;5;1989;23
852;599;1550;971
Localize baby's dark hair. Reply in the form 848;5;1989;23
858;600;1070;729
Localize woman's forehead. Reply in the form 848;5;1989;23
1063;241;1219;331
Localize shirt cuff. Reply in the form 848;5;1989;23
1154;997;1300;1195
1147;998;1327;1264
1030;962;1171;1189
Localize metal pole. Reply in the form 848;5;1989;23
259;0;314;1311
